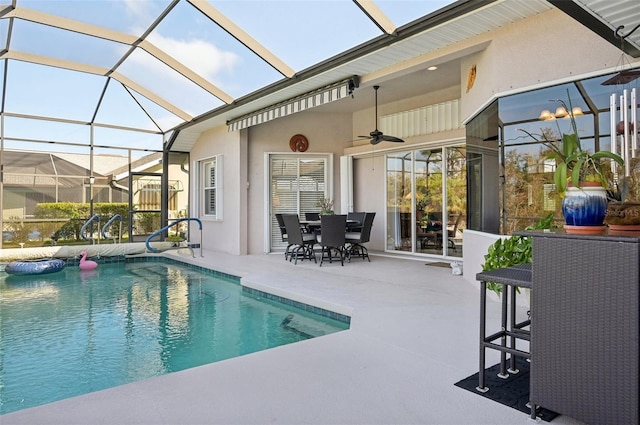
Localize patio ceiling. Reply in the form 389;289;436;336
0;0;637;155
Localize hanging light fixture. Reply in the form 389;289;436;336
554;106;568;118
538;105;584;121
538;109;554;120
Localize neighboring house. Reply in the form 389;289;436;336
1;150;189;243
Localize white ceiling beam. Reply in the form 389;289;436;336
3;111;161;135
5;7;138;45
138;40;234;104
109;72;192;122
3;51;193;122
352;0;396;35
6;6;233;104
186;0;296;78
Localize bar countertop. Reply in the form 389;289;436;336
515;228;640;242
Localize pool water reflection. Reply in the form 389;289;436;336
0;260;349;414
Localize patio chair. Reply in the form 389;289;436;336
275;213;293;260
305;212;320;221
424;211;443;244
346;211;366;232
417;221;439;249
282;214;317;265
317;214;347;266
345;212;375;262
447;214;462;250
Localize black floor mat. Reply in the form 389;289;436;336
454;357;559;422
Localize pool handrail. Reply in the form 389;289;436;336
81;214;101;245
146;217;203;257
101;214;123;244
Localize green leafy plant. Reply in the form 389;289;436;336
482;213;555;296
519;90;623;198
315;198;334;215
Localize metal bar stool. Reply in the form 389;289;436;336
475;264;532;393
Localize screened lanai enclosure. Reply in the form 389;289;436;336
3;0;637;253
0;0;211;248
1;148;189;247
0;0;459;249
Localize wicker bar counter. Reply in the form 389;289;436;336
516;230;639;425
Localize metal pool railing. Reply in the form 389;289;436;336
80;214;101;244
145;218;203;257
101;214;123;244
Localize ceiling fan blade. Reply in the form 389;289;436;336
380;134;405;143
360;86;405;145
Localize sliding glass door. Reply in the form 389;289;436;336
386;146;466;258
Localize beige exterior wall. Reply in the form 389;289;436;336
245;111;353;254
461;8;625;119
189;7;639;256
190;126;247;255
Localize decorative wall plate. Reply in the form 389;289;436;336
289;134;309;152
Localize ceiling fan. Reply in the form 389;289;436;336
360;85;405;145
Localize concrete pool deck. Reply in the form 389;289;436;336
2;250;587;425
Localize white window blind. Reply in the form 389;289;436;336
269;155;327;250
199;155;223;219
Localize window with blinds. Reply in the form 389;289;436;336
270;155;328;250
199;155;223;220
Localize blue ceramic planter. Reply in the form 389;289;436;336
562;185;608;226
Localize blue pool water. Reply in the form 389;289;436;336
0;260;349;414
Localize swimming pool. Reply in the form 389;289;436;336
0;259;350;414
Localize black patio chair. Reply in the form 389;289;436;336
275;213;293;260
446;213;462;250
345;212;375;262
305;212;320;221
317;214;347;266
346;211;366;232
282;214;317;264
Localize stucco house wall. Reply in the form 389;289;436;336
189;7;636;256
190;126;247;255
245;111;353;254
460;8;624;119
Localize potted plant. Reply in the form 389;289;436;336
519;91;624;232
605;175;640;230
315;198;334;215
482;213;555;297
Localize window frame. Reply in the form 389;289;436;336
196;155;223;221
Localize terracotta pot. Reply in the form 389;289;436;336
605;202;640;229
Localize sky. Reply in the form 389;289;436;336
0;0;456;157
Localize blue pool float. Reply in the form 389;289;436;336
4;259;66;276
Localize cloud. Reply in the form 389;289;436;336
147;32;240;80
122;0;155;22
119;0;240;82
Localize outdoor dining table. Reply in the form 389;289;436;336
300;219;359;232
